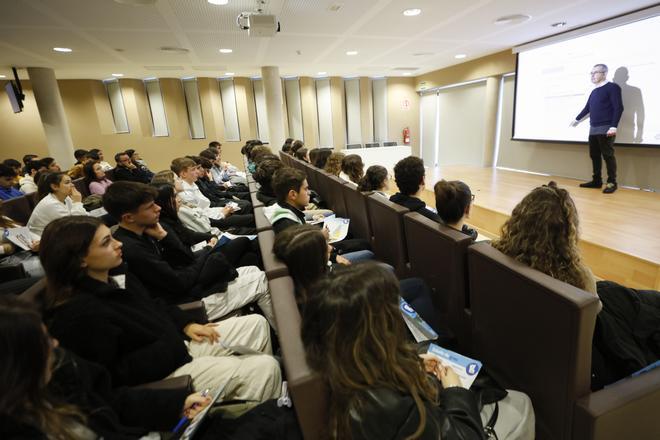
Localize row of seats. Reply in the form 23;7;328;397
346;141;398;149
272;152;660;440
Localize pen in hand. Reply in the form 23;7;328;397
172;388;211;434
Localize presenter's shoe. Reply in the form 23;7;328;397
579;180;603;188
603;183;617;194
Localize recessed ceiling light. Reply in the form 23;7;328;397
346;50;358;56
403;8;422;17
454;53;467;59
224;72;234;76
53;47;72;53
317;71;327;76
0;75;5;78
494;14;531;25
207;0;229;5
112;73;124;77
551;21;567;28
219;48;233;53
402;72;412;76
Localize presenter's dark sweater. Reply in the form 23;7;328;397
576;82;623;128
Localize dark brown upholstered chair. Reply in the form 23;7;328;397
322;174;348;218
403;212;473;350
254;206;273;233
104;168;114;181
365;194;409;277
72;177;90;198
1;195;32;225
468;242;600;440
269;276;328;440
257;229;289;280
135;375;193;393
25;191;39;210
300;161;319;193
341;185;372;243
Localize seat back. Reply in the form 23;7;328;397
382;141;397;147
346;143;362;149
365;194;409;277
257;229;289;280
468;243;599;440
365;142;379;148
300;162;319;193
324;175;348;218
269;276;328;440
104;168;115;181
72;177;90;198
1;195;32;225
249;190;264;209
403;212;473;349
25;192;39;209
341;185;372;243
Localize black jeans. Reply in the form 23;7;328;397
588;134;617;183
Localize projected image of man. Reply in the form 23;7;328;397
571;64;623;194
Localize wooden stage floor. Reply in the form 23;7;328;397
415;166;660;290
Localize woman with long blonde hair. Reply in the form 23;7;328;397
301;263;484;439
492;181;597;294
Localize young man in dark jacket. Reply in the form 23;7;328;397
390;156;442;223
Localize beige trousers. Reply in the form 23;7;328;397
169;314;282;403
202;266;276;329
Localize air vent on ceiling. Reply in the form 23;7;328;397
328;3;343;12
392;67;417;71
144;66;185;71
494;14;531;25
413;52;434;57
160;46;190;54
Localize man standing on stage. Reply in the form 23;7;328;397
571;64;624;194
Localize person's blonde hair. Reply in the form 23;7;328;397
492;181;587;289
324;152;345;177
150;170;175;186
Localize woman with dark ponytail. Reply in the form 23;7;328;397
433;180;478;241
357;165;389;196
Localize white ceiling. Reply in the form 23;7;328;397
0;0;656;80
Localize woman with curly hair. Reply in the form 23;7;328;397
301;263;484;439
339;154;364;185
492;181;597;294
323;151;345;177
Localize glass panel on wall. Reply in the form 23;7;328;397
218;79;240;141
104;80;129;133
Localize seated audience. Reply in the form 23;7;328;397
113;152;151;184
72;148;88;166
41;157;61;173
274;225;440;333
0;202;42;278
104;182;274;326
294;147;309;162
0;296;217;439
390;156;441;222
301;263;485;439
339;154;364;185
18;159;43;195
193;156;251;205
206;142;247;185
21;154;39;175
323;151;345;177
125;149;154;180
0;164;23;201
247;145;273;174
358;164;389;197
290;140;304;155
40;216;281;401
27;172;87;236
83;161;113;195
67;152;91;179
312;148;332;169
434;179;478;241
87;148;113;171
2;159;22;186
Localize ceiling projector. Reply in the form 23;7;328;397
236;12;280;37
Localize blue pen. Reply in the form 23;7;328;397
172;388;211;434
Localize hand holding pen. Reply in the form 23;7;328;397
173;388;212;433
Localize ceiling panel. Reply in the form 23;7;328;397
261;35;338;64
42;0;170;30
279;0;377;35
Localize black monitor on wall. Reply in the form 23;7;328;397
4;67;25;113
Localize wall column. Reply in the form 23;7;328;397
482;76;501;167
27;67;75;169
261;66;285;150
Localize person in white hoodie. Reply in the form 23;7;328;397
27;172;88;236
18;160;44;195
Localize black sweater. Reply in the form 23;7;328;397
390;193;442;223
46;275;193;387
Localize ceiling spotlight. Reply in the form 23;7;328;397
346;50;358;56
224;72;235;76
317;71;327;76
403;8;422;17
208;0;229;5
551;21;567;28
112;73;124;77
402;72;412;76
53;47;73;53
219;48;233;53
0;75;5;78
454;53;467;59
494;14;531;25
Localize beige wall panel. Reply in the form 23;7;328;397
0;81;48;160
299;77;319;148
387;77;419;156
330;77;346;150
359;77;374;145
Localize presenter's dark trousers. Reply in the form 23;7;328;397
588;134;617;184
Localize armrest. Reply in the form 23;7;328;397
133;375;193;393
573;367;660;440
178;301;208;324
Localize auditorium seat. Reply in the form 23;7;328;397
1;195;32;225
365;194;409;277
104;168;115;181
365;142;379;148
346;143;362;149
248;180;258;193
26;191;39;210
254;206;273;233
269;275;328;440
341;185;372;243
322;174;349;218
468;242;599;440
403;212;473;349
300;161;319;193
383;141;397;146
257;229;288;280
72;177;90;198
